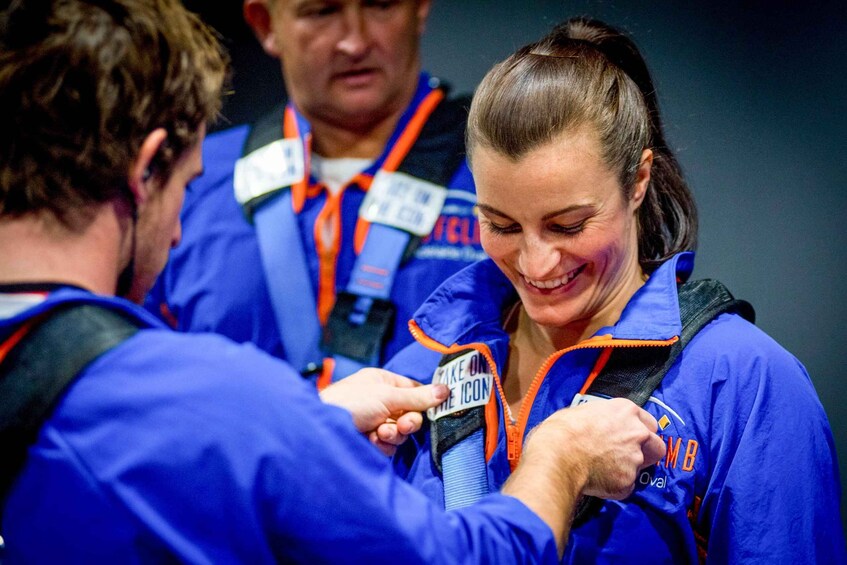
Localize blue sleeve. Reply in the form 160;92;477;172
11;331;557;563
699;324;846;563
245;341;555;563
269;399;557;563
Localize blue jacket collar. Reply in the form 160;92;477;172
412;252;695;347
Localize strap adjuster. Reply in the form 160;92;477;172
321;291;395;364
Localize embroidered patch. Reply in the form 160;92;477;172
234;138;305;205
360;170;446;236
427;350;492;420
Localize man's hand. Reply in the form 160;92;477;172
528;398;665;499
320;368;449;456
502;398;665;555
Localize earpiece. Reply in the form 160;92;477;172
142;168;152;181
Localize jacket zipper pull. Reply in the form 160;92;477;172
507;425;519;461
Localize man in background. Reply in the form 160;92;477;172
146;0;484;386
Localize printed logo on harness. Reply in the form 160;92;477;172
234;138;305;206
427;350;492;420
360;170;447;237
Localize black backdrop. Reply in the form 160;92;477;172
184;0;847;533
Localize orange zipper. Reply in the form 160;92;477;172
314;188;342;325
410;320;679;471
408;320;508;420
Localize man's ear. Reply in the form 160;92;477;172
244;0;279;57
128;128;168;207
416;0;432;36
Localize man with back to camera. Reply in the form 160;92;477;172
145;0;488;386
0;0;666;560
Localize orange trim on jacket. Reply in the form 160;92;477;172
286;88;446;330
409;319;678;471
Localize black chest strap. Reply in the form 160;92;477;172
0;304;141;509
572;278;754;524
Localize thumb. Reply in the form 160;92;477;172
384;383;449;415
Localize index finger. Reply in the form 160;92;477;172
372;368;423;389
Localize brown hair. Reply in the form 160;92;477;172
0;0;228;229
467;17;697;272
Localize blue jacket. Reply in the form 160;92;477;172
388;253;846;563
0;288;558;562
145;73;484;373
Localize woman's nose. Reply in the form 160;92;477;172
517;235;560;279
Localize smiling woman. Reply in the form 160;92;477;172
388;17;845;563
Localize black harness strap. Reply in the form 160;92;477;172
571;278;754;525
0;304;141;508
396;93;471;187
242;103;287;161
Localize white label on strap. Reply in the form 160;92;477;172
360;170;447;236
234;138;305;206
428;350;493;421
570;393;609;408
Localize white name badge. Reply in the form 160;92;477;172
359;170;447;236
427;350;493;421
570;393;609;408
234;139;305;206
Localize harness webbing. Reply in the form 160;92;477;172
241;89;470;382
571;278;754;525
432;278;755;521
0;305;141;511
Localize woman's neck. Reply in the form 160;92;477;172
503;267;648;416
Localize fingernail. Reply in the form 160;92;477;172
432;384;449;401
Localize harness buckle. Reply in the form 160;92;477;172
322;291;395;364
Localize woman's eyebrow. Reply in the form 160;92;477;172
476;203;594;221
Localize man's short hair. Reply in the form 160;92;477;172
0;0;228;228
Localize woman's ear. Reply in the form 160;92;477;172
128;128;168;207
630;148;653;210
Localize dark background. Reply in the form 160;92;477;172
185;0;847;532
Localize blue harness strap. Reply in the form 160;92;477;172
428;352;491;510
238;78;469;382
321;224;409;376
252;191;323;374
442;429;488;510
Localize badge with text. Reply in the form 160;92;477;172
427;350;493;420
234;138;305;205
360;170;447;236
